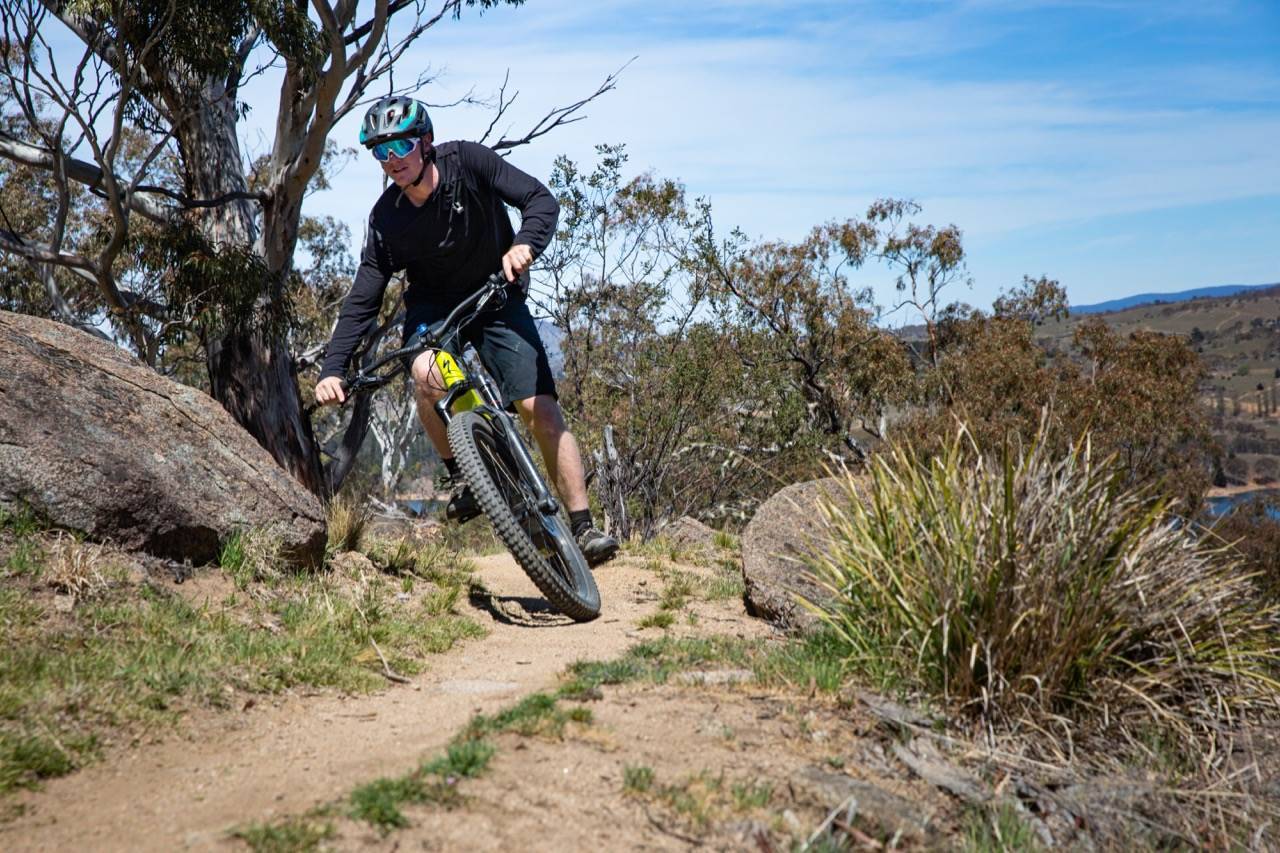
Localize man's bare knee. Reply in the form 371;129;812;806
410;351;447;401
516;395;567;438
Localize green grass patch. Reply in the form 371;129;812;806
0;731;96;794
232;815;335;853
623;764;654;794
345;687;591;834
463;692;593;741
349;774;430;831
346;740;498;832
636;769;774;830
561;630;860;704
0;555;483;794
712;530;739;551
730;780;773;810
0;503;44;539
422;739;496;779
637;611;675;630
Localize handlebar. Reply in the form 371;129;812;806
338;271;511;398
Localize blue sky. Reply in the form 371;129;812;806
221;1;1280;313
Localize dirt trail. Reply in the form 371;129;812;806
5;553;761;852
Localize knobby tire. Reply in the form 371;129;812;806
447;410;600;622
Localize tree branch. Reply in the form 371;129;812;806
491;59;633;152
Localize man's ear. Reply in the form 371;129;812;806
423;131;434;146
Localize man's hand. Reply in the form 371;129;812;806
314;376;346;407
502;243;534;283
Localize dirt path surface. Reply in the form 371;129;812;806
5;553;765;852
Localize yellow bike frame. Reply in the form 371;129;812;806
435;348;486;413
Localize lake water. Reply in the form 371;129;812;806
399;498;446;518
1204;489;1280;519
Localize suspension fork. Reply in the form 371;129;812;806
434;385;560;517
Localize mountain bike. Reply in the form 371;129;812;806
342;273;601;622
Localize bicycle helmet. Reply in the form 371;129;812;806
359;96;433;148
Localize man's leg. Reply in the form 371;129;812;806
410;351;451;456
513;394;589;511
411;351;480;522
515;394;618;565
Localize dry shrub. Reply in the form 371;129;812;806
808;424;1279;752
44;533;112;599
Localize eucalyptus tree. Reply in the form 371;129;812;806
0;0;616;495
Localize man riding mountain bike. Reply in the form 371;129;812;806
314;95;618;567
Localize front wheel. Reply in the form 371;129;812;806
447;410;600;622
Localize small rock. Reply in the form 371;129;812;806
659;515;719;552
675;669;754;686
796;767;932;840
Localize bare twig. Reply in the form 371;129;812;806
491;59;634;152
369;638;410;684
643;806;701;846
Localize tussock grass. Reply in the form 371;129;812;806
807;425;1280;749
325;494;372;556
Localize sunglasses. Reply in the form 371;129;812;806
370;136;420;162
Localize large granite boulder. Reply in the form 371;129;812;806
0;311;325;566
741;475;869;632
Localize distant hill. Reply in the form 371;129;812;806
1071;282;1280;315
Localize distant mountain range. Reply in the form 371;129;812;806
1071;282;1280;315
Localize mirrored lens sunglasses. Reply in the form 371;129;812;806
370;137;420;162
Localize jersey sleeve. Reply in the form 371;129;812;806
318;216;395;380
459;141;560;256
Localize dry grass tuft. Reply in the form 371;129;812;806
43;534;113;599
808;423;1280;754
326;494;373;556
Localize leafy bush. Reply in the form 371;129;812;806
807;425;1278;747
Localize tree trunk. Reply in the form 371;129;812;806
172;78;328;495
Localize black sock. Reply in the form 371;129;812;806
569;509;593;537
444;457;460;479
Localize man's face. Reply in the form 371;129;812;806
380;132;432;188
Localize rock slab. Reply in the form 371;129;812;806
741;476;867;632
659;515;719;552
0;310;325;566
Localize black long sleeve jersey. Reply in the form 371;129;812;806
318;140;560;380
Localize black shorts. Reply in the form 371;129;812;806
403;292;557;407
